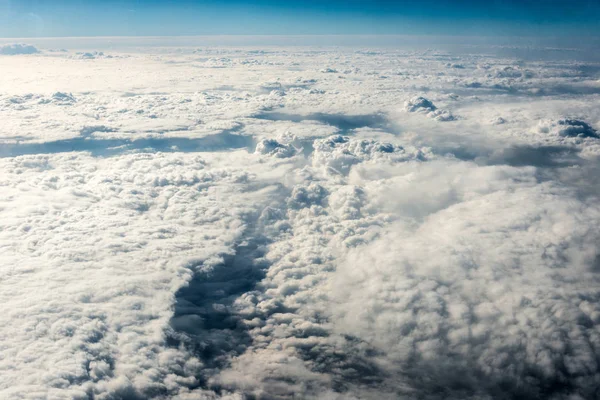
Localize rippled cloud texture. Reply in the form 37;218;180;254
1;38;600;399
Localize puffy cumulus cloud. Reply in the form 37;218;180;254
521;118;600;157
0;55;294;143
428;109;457;122
2;42;600;400
0;150;289;399
312;135;431;175
73;51;115;60
287;182;328;210
203;156;403;399
405;96;437;113
330;168;600;398
254;138;297;158
204;154;600;399
0;44;39;55
404;96;457;122
49;91;77;105
491;65;535;79
540;118;599;139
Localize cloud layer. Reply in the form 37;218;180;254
1;40;600;399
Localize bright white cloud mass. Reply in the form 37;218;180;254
1;38;600;399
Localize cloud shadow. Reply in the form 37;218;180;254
482;145;583;168
254;112;389;135
166;231;273;391
0;131;255;158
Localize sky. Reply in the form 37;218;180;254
1;0;600;38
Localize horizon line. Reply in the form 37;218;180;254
3;34;600;40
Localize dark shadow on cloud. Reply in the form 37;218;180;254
396;124;585;169
167;236;269;389
462;82;600;97
253;111;391;157
532;85;600;97
576;64;600;78
558;119;599;138
400;356;586;400
0;131;255;158
297;335;388;393
166;196;294;395
482;145;583;168
165;202;391;397
254;112;389;134
0;135;30;142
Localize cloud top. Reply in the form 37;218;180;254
0;44;39;55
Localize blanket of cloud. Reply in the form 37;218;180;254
2;39;600;400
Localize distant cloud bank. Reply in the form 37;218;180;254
0;44;39;55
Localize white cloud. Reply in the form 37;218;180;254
329;160;600;398
1;39;600;399
254;138;297;158
405;96;437;112
405;96;457;121
0;44;39;55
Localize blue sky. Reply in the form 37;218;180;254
1;0;599;37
